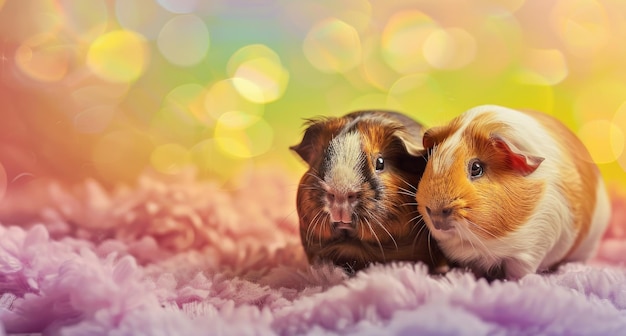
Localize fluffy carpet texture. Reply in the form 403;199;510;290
1;169;626;335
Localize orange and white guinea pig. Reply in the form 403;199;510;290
291;110;446;273
415;105;611;280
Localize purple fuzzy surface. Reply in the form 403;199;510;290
1;170;625;335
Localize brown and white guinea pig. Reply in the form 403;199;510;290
415;104;611;280
290;110;446;273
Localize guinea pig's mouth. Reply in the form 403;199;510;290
331;222;357;240
333;221;354;230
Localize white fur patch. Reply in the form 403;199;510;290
433;132;462;174
324;131;365;193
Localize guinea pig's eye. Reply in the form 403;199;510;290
469;159;484;179
375;156;385;171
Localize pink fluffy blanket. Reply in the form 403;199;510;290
1;169;626;335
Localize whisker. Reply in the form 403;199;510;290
305;171;323;183
317;213;329;248
370;212;398;251
306;209;325;246
427;230;436;266
395;175;417;192
412;220;429;252
397;190;417;198
466;219;504;242
408;214;424;231
363;216;385;262
356;214;365;239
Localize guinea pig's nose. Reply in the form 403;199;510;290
442;207;453;217
326;191;357;204
425;206;454;231
426;206;453;217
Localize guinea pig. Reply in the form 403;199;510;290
415;104;611;280
290;110;446;274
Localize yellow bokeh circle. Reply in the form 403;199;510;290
87;30;150;83
302;17;362;73
227;44;281;76
381;10;439;74
190;139;254;182
577;120;624;164
226;44;289;104
203;79;264;123
214;113;273;158
163;83;207;123
422;28;477;70
232;57;289;104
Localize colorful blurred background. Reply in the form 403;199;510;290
1;0;625;195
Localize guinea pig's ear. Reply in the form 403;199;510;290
422;126;448;150
290;121;323;165
491;136;545;176
379;111;426;156
394;129;425;157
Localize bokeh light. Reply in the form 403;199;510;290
303;18;362;74
517;48;568;85
381;10;439;74
483;0;527;14
1;0;626;189
552;0;610;58
203;79;264;123
157;0;198;14
227;45;289;103
471;15;521;76
151;94;201;146
57;0;109;42
614;102;626;173
157;14;209;67
422;28;477;70
87;30;149;82
232;57;289;104
190;139;254;182
116;0;173;39
574;79;626;123
214;114;274;158
15;33;72;82
162;83;207;123
578;120;624;164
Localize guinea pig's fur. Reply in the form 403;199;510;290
415;105;611;280
291;110;445;273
